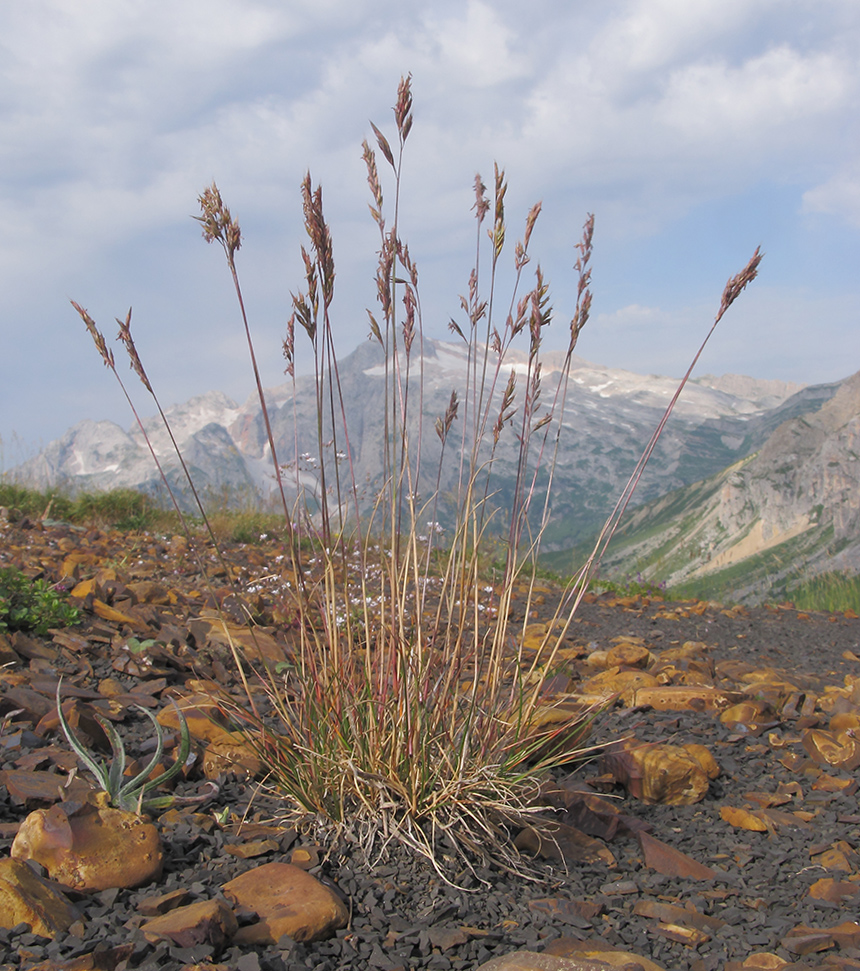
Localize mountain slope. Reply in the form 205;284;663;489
10;340;822;545
556;370;860;602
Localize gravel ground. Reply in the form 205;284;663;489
2;535;860;970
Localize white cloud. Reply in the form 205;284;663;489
424;0;532;87
658;46;849;141
803;168;860;228
0;0;859;450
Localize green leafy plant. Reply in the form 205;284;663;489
125;636;159;655
0;567;80;636
56;680;192;813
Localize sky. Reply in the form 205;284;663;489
1;0;859;463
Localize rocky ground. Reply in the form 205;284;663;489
1;513;860;971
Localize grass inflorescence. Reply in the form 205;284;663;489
72;77;761;872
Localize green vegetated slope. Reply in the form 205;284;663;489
544;370;860;606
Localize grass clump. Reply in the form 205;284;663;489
0;566;80;636
785;571;860;614
591;572;668;600
68;488;159;531
0;483;74;522
73;76;761;870
0;481;176;532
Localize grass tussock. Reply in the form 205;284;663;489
0;482;175;532
785;571;860;614
71;76;761;870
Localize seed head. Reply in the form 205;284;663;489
716;247;763;324
72;300;115;370
115;308;152;393
196;182;242;261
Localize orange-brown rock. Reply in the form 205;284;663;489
604;639;652;669
583;649;610;669
476;949;666;971
140;899;238;948
802;728;860;770
631;898;725;933
724;953;790;970
602;739;711;805
650;641;702;662
829;710;860;732
782;920;860;955
648;655;715;685
477;937;664;971
125;580;172;605
195;612;290;665
514;821;616;868
0;858;81;938
157;693;229;744
629;685;741;711
11;794;163;892
720;805;768;831
520;622;563;651
222;861;348;944
810;844;855;872
579;668;660;705
202;731;263;780
719;699;778;731
740;680;801;708
807;878;860;902
637;831;717;880
683;744;720;779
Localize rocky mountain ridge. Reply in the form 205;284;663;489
560;369;860;602
10;339;829;553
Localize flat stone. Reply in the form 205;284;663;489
580;668;660;705
157;693;228;744
807;878;860;902
720;805;768;831
602;738;711;805
605;640;652;669
223;839;279;859
546;939;667;970
125;581;172;605
514;821;616;867
630;685;741;711
0;770;93;807
719;699;779;731
202;731;263;780
140;898;238;948
0;857;80;938
638;831;717;881
195;614;290;665
476;948;666;970
802;729;860;770
222;861;348;944
137;888;192;917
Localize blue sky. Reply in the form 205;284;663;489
2;0;858;461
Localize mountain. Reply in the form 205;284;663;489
552;370;860;603
9;339;826;550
